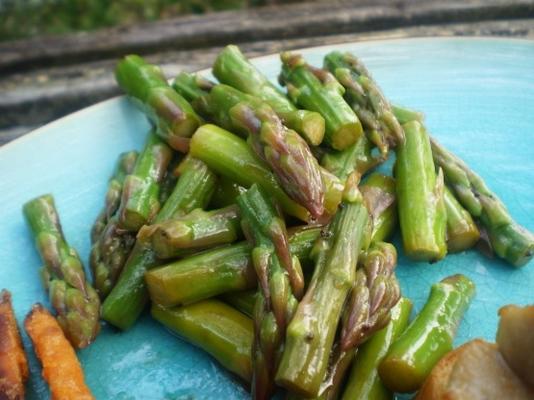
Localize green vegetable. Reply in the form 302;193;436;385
145;226;321;307
379;274;475;393
431;138;534;266
396;121;447;262
361;174;397;243
152;300;253;382
137;205;241;259
23;195;100;348
209;177;247;209
341;297;412;400
443;186;480;252
101;157;217;330
280;52;362;150
391;104;424;125
213;45;325;145
115;55;202;151
324;51;404;158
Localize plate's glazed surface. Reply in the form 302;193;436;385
1;38;533;399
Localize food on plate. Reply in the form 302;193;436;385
0;290;29;400
416;339;534;400
396;120;447;262
496;304;534;387
443;186;480;253
379;274;475;393
24;304;94;400
23;195;101;348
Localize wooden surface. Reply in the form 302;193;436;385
1;0;534;144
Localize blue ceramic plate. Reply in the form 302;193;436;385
1;38;533;399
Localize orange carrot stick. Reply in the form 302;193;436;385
24;304;94;400
0;290;29;400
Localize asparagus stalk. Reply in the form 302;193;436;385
237;185;303;399
213;45;325;145
391;104;424;125
341;298;412;400
431;138;534;266
23;195;101;348
396;121;447;262
137;205;241;259
190;124;344;221
443;186;480;252
220;290;258;318
379;274;475;393
276;192;369;397
279;52;363;150
90;134;172;298
199;83;326;219
91;151;138;243
324;51;404;158
152;300;253;382
209;177;247;209
361;174;398;243
145;226;321;307
102;157;217;330
115;55;202;152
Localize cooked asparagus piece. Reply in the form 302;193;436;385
391;104;424;125
0;290;29;400
431;138;534;266
361;174;398;243
276;191;369;397
137;205;241;259
197;83;326;219
90;134;172;298
152;300;253;382
23;195;100;348
102;157;217;330
213;45;325;146
190;124;344;221
444;186;480;252
379;274;475;393
321;135;380;181
91;151;138;243
220;290;258;318
116;132;173;231
209;177;247;209
396;121;447;262
115;55;202;151
280;52;363;150
237;185;303;399
145;226;321;307
341;298;412;400
324;51;404;158
24;304;94;400
172;71;213;104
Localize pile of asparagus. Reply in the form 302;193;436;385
21;45;533;399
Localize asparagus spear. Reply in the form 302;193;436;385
152;300;253;382
91;151;138;243
115;55;202;152
279;52;363;150
431;138;534;266
391;104;424;125
23;195;101;348
324;51;404;158
220;290;258;318
213;45;325;146
396;121;447;262
137;205;241;259
361;174;398;243
116;132;173;231
145;226;321;308
102;157;217;330
276;190;369;397
209;177;247;209
198;83;326;219
341;298;412;400
190;124;344;221
379;274;475;393
237;185;303;399
443;186;480;252
90;134;172;298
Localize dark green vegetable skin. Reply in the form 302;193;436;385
102;157;217;330
379;274;475;393
115;55;202;152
